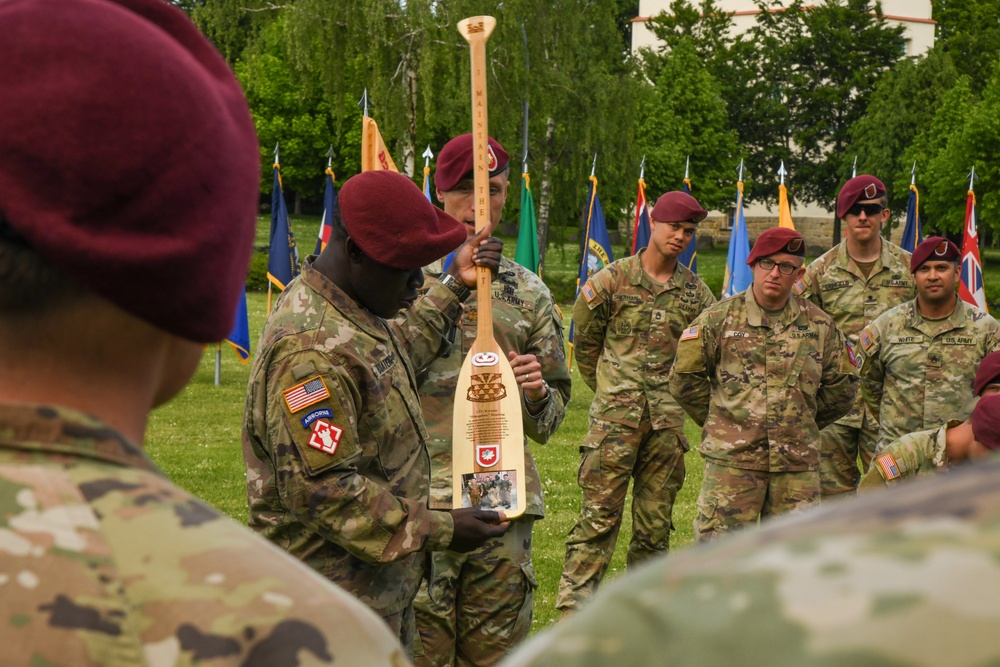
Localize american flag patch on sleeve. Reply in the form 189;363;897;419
876;453;901;480
793;279;806;295
860;326;875;352
680;325;700;342
283;376;330;413
581;281;597;303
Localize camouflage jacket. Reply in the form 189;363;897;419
1;403;409;666
395;257;571;516
500;455;1000;667
858;298;1000;446
858;419;960;492
668;288;858;472
243;259;459;618
796;239;914;428
574;253;716;431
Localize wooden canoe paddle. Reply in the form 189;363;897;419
452;15;526;519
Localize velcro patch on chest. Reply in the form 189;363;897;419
283;376;331;413
372;352;397;378
820;281;851;291
943;336;975;345
723;330;750;339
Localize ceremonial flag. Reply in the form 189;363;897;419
631;176;651;254
569;174;614;368
778;183;796;230
267;162;300;294
422;164;432;201
900;183;923;253
959;187;988;312
722;180;752;298
225;285;251;362
678;175;697;271
361;116;398;172
515;171;540;274
315;166;337;255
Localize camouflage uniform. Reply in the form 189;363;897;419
796;239;914;496
857;419;961;493
557;253;715;612
243;258;462;652
2;403;408;667
500;455;1000;667
668;288;857;541
404;257;571;666
858;298;1000;448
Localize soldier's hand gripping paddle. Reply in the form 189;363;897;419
452;15;526;519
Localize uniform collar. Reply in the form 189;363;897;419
633;249;686;292
300;257;389;341
838;238;889;279
744;286;800;328
908;297;967;335
0;403;160;474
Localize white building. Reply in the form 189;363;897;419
631;1;935;248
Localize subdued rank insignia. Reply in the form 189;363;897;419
283;376;330;413
680;325;700;341
581;281;597;303
860;326;876;352
875;453;901;480
307;418;343;455
793;279;806;295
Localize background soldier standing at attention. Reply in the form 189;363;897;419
243;170;508;655
406;135;571;667
0;0;411;663
796;175;914;497
555;191;715;615
669;228;857;541
859;236;1000;449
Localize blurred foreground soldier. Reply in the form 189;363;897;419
859;393;1000;491
243;169;508;654
501;453;1000;667
973;350;1000;397
0;0;408;664
556;191;715;614
407;134;571;666
668;228;856;541
796;175;914;497
859;236;1000;448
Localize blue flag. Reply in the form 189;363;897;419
722;181;752;298
569;174;614;368
315;167;337;255
268;163;300;291
631;177;651;255
900;183;923;253
422;165;433;201
678;176;697;272
225;285;251;362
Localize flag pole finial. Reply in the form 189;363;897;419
358;88;369;117
326;144;334;168
737;158;745;183
639;155;646;181
591;153;598;178
777;160;787;186
852;156;857;178
684;155;690;180
968;165;978;191
422;145;434;168
910;161;917;186
274;142;280;164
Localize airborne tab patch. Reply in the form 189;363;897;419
875;453;901;480
283;376;330;413
680;326;700;342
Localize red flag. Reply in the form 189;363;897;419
959;188;988;312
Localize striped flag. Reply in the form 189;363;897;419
315;166;337;255
631;176;651;254
959;187;988;312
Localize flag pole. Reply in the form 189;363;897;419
214;343;222;387
851;156;857;178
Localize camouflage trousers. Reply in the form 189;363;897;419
818;411;880;498
694;461;820;542
556;419;687;613
412;518;535;667
383;601;416;658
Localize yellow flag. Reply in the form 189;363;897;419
361;116;398;172
778;183;796;230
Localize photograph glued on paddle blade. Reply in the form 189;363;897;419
461;470;518;512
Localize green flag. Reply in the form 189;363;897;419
515;171;540;274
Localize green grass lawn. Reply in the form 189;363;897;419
146;221;1000;633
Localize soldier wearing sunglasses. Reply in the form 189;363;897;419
795;175;915;498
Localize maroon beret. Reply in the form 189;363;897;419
974;351;1000;396
435;134;510;192
836;175;887;219
747;227;806;265
340;171;466;270
972;394;1000;451
651;191;708;223
910;236;960;272
0;0;259;343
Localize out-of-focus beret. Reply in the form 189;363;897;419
972;394;1000;451
910;236;960;272
0;0;259;343
435;134;510;192
747;227;806;265
339;170;466;270
837;175;886;219
651;191;707;223
974;351;1000;396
